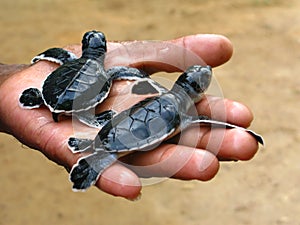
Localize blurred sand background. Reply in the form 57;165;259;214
0;0;299;224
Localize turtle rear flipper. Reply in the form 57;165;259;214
19;88;43;109
74;110;116;129
108;66;167;95
131;78;167;95
107;66;148;81
31;47;78;65
190;116;264;145
68;137;94;153
70;152;117;191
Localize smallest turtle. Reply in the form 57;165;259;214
19;30;152;128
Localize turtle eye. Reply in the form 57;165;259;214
82;31;93;48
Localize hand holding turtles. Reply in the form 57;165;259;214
19;31;148;128
0;34;261;200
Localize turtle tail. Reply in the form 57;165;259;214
70;151;118;191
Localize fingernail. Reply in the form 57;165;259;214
118;170;140;186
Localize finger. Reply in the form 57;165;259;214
176;126;259;161
59;34;233;74
170;34;233;67
106;34;233;73
196;95;254;127
122;144;219;181
95;164;142;200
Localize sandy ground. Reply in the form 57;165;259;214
0;0;299;224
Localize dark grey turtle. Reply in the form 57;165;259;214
67;65;264;191
19;30;148;128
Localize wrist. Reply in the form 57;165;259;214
0;63;29;85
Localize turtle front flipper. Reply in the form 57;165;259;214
95;110;116;125
31;47;78;65
189;116;264;145
70;152;118;191
19;88;43;109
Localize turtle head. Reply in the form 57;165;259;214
82;30;107;58
172;65;212;103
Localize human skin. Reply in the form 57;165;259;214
0;34;259;200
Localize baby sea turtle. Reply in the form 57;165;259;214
19;30;147;128
67;65;264;191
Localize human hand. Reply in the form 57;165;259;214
0;34;259;200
